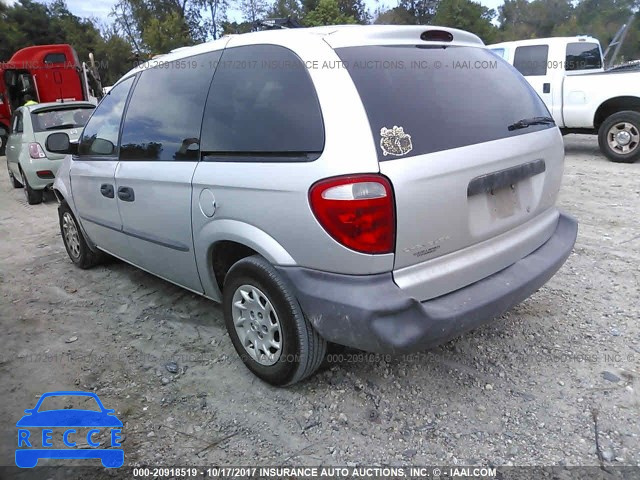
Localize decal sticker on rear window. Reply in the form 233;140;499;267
380;126;413;157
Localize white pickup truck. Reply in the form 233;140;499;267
489;36;640;163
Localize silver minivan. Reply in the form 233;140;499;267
48;25;578;385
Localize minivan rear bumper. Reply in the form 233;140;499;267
276;212;577;354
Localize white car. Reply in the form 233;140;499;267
5;101;94;204
490;36;640;163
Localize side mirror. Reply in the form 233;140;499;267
46;132;78;155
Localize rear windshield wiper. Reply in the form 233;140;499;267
508;116;555;131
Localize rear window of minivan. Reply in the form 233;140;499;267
335;45;553;160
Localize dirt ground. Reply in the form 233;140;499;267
1;135;639;473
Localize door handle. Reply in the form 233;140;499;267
100;183;114;198
543;83;551;94
117;186;135;202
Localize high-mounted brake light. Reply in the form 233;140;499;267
29;143;47;159
421;30;454;42
309;175;395;254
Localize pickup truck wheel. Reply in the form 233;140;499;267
223;255;327;386
58;202;104;269
598;111;640;163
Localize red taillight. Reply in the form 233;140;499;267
309;174;395;254
29;143;47;159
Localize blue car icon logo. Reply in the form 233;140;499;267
16;391;124;468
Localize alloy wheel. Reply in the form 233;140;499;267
607;122;639;155
62;212;81;259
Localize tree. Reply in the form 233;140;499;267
0;0;56;59
400;0;440;24
304;0;358;25
434;0;497;43
142;11;193;53
572;0;640;62
196;0;230;40
221;20;254;34
49;0;105;64
111;0;145;53
374;6;416;24
240;0;269;29
337;0;370;23
94;27;135;85
111;0;199;54
496;0;640;62
268;0;303;19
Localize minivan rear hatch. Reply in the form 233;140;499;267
335;44;564;300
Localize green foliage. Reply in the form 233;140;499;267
142;11;194;52
268;0;303;18
112;0;198;53
94;28;138;85
400;0;440;24
494;0;640;61
0;0;55;59
304;0;358;25
240;0;269;27
221;20;254;34
194;0;230;39
374;6;416;24
433;0;497;43
337;0;370;23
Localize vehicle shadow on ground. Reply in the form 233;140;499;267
563;143;603;157
99;257;224;330
98;253;526;380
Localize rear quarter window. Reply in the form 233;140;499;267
566;42;602;71
336;45;553;160
513;45;549;76
200;44;324;161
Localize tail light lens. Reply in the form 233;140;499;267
36;170;54;179
309;174;395;254
29;143;47;159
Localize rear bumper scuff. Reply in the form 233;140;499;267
276;212;578;354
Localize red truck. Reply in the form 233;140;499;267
1;44;102;155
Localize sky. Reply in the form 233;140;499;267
2;0;505;27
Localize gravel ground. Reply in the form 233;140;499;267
0;135;638;472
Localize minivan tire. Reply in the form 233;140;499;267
223;255;327;386
598;111;640;163
58;202;104;269
21;169;43;205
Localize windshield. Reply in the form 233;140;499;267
31;106;94;132
335;45;553;160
